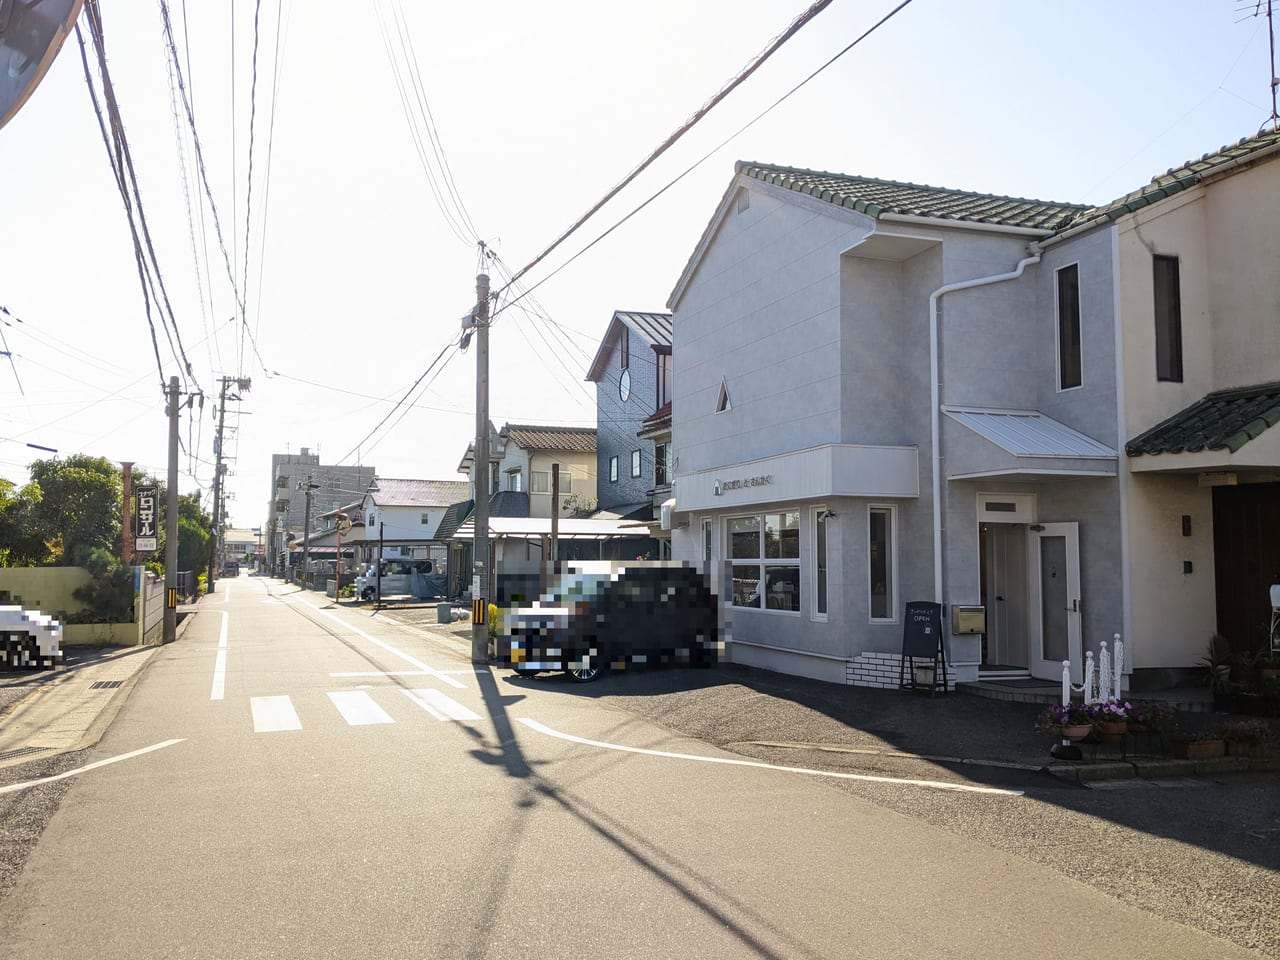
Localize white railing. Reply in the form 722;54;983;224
1061;633;1124;706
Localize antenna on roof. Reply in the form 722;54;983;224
1259;0;1280;132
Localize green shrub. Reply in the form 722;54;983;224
71;550;136;623
488;602;500;641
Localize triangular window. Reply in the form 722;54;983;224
716;380;731;413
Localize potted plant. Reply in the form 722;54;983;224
1257;652;1280;683
1171;727;1227;760
1128;700;1176;735
1036;702;1093;740
1090;700;1131;740
1220;718;1277;759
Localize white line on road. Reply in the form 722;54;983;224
305;604;466;688
404;688;481;722
517;719;1024;797
329;669;479;678
328;691;395;726
210;611;228;701
251;695;302;733
0;739;187;796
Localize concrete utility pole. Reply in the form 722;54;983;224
470;270;491;663
301;476;318;586
164;377;179;643
207;375;250;593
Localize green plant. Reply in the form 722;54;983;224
1035;701;1092;733
1220;719;1275;744
487;602;500;641
1200;635;1233;692
71;549;136;623
338;584;355;599
1129;701;1177;732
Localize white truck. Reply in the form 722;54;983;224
353;559;434;601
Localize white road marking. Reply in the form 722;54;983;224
404;688;481;723
306;605;465;688
0;739;187;796
517;719;1025;797
251;695;302;733
328;690;394;726
210;611;228;701
222;583;231;604
329;669;479;678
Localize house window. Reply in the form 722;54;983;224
729;512;801;613
1153;254;1183;382
489;462;499;497
657;352;672;408
1056;263;1082;390
716;380;731;413
655;443;670;486
531;471;549;494
558;473;573;494
420;513;431;526
609;456;618;483
620;327;629;370
506;469;523;492
631;449;642;478
702;518;712;566
869;506;896;621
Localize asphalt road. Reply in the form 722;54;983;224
0;578;1276;958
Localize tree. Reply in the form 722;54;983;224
175;492;211;580
0;477;51;566
28;455;122;566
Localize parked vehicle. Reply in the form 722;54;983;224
354;559;434;601
503;561;720;681
221;561;240;577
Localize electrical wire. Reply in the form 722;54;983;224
240;0;265;377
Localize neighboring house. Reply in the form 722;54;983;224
222;528;260;565
358;477;471;570
457;423;597;519
585;310;673;521
667;128;1280;690
265;447;374;573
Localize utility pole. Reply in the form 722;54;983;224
164;377;179;643
301;476;318;587
121;461;134;566
470;270;491;663
207;375;250;594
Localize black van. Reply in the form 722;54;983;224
502;561;720;681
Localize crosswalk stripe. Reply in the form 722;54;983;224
403;688;481;722
251;695;302;733
327;690;395;726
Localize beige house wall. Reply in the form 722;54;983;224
526;450;597;518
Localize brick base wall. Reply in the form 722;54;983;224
845;651;955;691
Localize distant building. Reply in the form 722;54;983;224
265;447;374;572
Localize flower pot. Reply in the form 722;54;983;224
1097;720;1127;736
1226;741;1276;759
1061;724;1093;741
1172;738;1225;760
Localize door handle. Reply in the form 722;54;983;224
1065;598;1079;612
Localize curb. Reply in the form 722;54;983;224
1045;755;1258;782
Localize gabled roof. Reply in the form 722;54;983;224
369;478;471;508
432;499;473;541
1126;382;1280;457
1075;127;1280;227
638;401;672;440
585;311;673;382
737;161;1088;231
500;424;597;454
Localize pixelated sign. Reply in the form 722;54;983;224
135;484;158;552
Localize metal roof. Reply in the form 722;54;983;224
369;479;470;508
944;407;1116;458
586;311;673;382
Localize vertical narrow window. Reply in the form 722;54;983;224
1153;255;1183;382
631;449;642;478
658;352;673;407
703;518;712;566
814;509;828;619
1056;263;1082;390
619;327;629;370
609;455;618;483
654;443;669;486
869;507;894;621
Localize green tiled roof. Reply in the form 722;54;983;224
1076;127;1280;225
737;161;1088;231
1126;382;1280;457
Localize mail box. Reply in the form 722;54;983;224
951;605;986;635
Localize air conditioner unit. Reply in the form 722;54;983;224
660;498;686;530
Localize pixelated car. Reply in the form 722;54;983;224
502;561;720;681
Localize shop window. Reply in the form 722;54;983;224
869;506;896;621
729;512;801;613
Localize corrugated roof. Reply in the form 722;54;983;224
586;311;673;382
500;424;597;453
432;499;473;540
370;478;471;508
1126;382;1280;457
738;161;1088;232
1075;128;1280;226
944;407;1116;458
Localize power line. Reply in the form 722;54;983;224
240;0;265;376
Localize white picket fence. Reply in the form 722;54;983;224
1061;633;1125;706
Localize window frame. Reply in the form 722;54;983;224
727;511;802;616
657;351;673;408
1055;262;1082;392
420;512;431;526
631;449;642;479
531;471;549;494
609;455;618;483
654;442;669;487
811;506;828;622
619;327;629;371
868;504;897;623
1153;254;1183;382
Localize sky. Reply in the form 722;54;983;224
0;0;1275;531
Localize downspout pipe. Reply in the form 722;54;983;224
928;247;1042;603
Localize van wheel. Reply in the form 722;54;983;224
361;588;374;601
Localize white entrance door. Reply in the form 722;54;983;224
1027;522;1082;682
